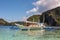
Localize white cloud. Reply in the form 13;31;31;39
26;0;60;14
33;0;46;6
26;7;38;13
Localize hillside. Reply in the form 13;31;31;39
0;19;15;26
27;7;60;26
27;15;41;22
0;19;9;25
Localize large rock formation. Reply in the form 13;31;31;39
27;7;60;26
40;7;60;26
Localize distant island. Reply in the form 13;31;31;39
0;7;60;26
0;19;15;26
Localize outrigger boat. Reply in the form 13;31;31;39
15;22;45;31
15;15;46;31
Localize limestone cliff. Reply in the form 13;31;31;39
40;7;60;26
27;7;60;26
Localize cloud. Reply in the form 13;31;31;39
33;0;46;6
26;0;60;14
26;7;38;13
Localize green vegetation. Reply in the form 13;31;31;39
27;15;40;22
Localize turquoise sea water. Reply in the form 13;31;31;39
0;26;60;40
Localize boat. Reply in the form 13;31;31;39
15;15;46;31
15;22;45;31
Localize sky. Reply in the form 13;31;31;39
0;0;37;22
0;0;60;22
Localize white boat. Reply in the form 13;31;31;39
15;22;45;31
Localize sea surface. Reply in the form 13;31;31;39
0;26;60;40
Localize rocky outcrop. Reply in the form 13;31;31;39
40;7;60;26
27;7;60;26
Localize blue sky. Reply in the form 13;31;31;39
0;0;37;22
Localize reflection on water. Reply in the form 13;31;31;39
0;26;60;40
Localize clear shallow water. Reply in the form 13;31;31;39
0;26;60;40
